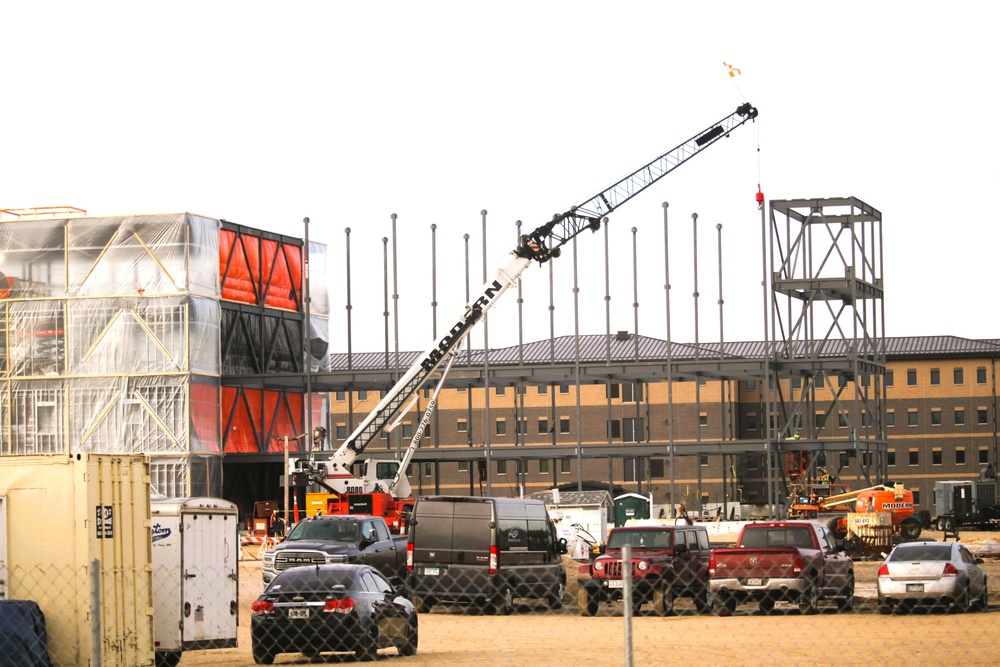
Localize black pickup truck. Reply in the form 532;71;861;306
262;514;408;585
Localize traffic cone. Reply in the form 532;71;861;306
293;493;300;523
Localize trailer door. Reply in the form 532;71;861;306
181;509;238;648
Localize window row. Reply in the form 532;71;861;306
334;382;645;402
888;447;991;467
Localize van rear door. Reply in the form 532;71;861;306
413;498;492;567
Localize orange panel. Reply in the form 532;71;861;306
190;383;221;453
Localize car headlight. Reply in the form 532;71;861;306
593;561;604;572
637;560;648;571
262;553;274;567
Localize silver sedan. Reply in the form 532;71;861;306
877;541;988;613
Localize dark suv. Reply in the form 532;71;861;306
406;496;568;614
578;522;712;615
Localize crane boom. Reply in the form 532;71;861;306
308;102;759;492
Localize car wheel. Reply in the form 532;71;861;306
494;586;514;615
398;615;418;657
837;573;855;612
412;594;431;614
798;580;819;615
694;587;712;614
252;642;275;665
878;602;892;615
578;588;598;617
717;596;738;617
951;584;971;613
155;652;182;667
653;583;675;616
548;580;565;610
356;623;379;661
975;577;989;612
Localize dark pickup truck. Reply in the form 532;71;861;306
262;514;407;585
577;522;713;616
708;521;855;615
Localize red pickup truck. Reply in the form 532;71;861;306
708;521;854;615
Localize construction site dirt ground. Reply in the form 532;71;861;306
181;530;1000;667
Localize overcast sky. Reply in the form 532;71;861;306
2;2;996;356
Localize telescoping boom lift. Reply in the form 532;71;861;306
294;103;760;528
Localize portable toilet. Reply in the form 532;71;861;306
614;493;650;527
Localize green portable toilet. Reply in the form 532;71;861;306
613;493;650;527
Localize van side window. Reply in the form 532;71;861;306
697;530;710;552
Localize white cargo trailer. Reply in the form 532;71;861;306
151;497;239;667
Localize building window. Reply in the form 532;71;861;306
496;420;507;436
838;412;848;428
539;459;550;474
907;410;918;427
747;413;758;431
862;451;873;468
517;420;527;435
497;460;507;475
912;490;921;505
495;386;506;396
608;420;621;439
560;458;571;474
380;389;388;399
954;368;964;385
623;418;644;443
422;387;431;398
885;370;894;387
457;387;467;393
909;450;919;466
747;455;758;470
517;384;527;395
978;408;989;425
980;448;990;465
932;449;942;466
930;368;940;386
792;376;802;390
931;409;941;426
622;382;643;402
838;374;848;389
699;413;708;427
887;450;896;466
559;383;570;394
457;419;467;432
906;369;917;386
538;385;548;395
336;424;347;439
699;454;709;467
746;379;756;390
335;391;346;401
955;409;965;426
886;410;895;427
424;462;432;478
977;367;987;384
538;418;549;435
815;412;825;429
956;449;966;465
358;390;368;401
401;423;413;438
606;384;621;399
560;418;570;434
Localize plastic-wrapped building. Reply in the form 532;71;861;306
0;210;328;501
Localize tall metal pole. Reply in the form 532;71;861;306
391;213;401;458
573;235;583;491
304;217;313;453
482;210;493;496
663;202;676;516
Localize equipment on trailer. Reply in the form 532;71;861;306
291;103;759;527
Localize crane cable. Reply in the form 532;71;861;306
724;62;764;210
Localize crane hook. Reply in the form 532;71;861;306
756;185;764;211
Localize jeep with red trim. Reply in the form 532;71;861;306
577;522;712;616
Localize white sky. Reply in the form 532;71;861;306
2;2;996;356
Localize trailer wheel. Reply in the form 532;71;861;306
937;517;946;532
943;517;955;532
155;652;181;667
899;519;922;540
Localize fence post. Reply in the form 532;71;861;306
91;558;101;667
622;543;633;667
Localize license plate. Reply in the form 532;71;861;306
746;578;763;586
906;583;924;592
424;567;440;576
288;608;309;619
606;580;624;589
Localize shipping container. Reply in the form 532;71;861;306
0;454;153;667
150;496;239;667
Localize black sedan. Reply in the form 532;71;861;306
251;563;418;663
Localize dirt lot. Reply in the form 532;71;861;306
181;531;1000;667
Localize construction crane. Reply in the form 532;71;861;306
292;102;760;531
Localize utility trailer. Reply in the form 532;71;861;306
933;480;1000;531
151;497;239;667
